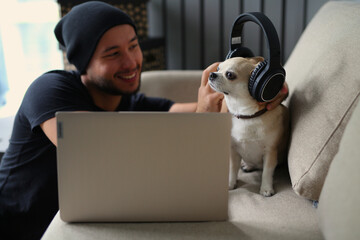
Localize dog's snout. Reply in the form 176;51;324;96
209;72;217;81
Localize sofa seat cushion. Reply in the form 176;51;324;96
284;1;360;201
42;165;323;240
228;165;323;240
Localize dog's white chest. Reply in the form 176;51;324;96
231;118;265;141
231;118;266;164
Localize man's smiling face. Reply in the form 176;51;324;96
82;24;143;96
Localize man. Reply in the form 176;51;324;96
0;1;288;239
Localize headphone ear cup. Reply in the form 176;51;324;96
249;60;285;102
249;60;267;100
226;47;254;59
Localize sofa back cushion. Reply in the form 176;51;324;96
317;98;360;240
140;70;202;103
284;1;360;201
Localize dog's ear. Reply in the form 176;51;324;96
248;56;265;65
249;57;265;75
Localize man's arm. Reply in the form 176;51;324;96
169;103;197;112
40;117;58;147
169;101;229;113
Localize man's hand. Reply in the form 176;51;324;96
259;81;289;110
196;62;225;113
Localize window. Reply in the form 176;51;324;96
0;0;63;118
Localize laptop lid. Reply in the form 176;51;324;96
56;112;231;222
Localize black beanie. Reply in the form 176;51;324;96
54;1;137;74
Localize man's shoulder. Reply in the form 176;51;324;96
28;70;82;92
37;70;80;83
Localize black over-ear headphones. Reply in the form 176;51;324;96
226;12;285;102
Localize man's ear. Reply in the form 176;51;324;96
248;56;265;65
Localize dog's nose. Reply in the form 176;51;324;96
209;72;217;81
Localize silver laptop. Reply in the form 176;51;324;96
56;112;231;223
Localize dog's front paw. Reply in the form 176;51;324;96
241;160;257;172
228;178;237;190
228;183;237;190
260;187;274;197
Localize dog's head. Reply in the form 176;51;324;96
208;57;264;98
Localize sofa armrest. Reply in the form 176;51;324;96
140;70;203;103
317;99;360;240
283;1;360;201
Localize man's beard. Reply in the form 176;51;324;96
91;73;141;96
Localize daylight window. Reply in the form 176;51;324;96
0;0;63;118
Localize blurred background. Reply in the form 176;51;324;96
0;0;358;151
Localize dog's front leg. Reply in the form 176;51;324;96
229;147;241;190
260;149;277;197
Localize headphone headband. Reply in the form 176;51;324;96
227;12;285;102
229;12;281;66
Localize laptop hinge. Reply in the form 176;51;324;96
57;121;63;139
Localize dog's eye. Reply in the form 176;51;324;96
216;66;220;71
226;71;236;80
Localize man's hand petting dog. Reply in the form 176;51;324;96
196;62;224;113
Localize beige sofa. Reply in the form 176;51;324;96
42;2;360;239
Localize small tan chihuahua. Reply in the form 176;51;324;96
209;57;289;197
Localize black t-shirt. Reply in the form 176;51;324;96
0;70;174;240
